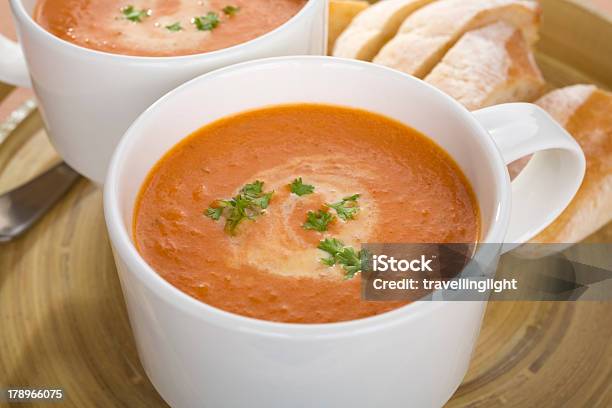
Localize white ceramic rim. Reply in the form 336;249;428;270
104;56;511;338
9;0;323;62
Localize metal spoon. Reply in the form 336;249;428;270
0;162;80;242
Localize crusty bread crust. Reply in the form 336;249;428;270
373;0;541;78
536;84;596;125
332;0;435;61
529;85;612;243
425;21;545;111
328;0;370;54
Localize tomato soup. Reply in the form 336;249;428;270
34;0;307;57
133;104;480;323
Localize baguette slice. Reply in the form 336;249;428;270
333;0;435;61
328;0;370;54
425;21;545;111
528;85;612;243
373;0;541;78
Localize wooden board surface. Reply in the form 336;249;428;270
1;1;611;406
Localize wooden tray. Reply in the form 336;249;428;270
1;1;611;406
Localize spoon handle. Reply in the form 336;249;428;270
0;162;80;242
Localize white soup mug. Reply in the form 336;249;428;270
104;57;585;408
0;0;328;183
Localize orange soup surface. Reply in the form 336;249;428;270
34;0;307;57
134;104;480;323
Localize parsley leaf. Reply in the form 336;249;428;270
194;12;220;31
326;194;360;221
241;180;264;199
205;181;274;235
222;5;240;16
205;207;223;220
165;22;183;32
289;177;315;196
317;238;368;279
251;192;273;209
335;247;364;279
318;238;345;257
122;5;149;22
303;210;334;232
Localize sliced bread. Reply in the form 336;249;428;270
425;21;545;111
328;0;371;54
373;0;541;78
528;85;612;243
333;0;435;61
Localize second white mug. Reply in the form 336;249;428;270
1;0;328;183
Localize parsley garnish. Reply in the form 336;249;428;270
318;238;345;264
205;181;274;235
290;177;315;196
122;5;149;22
318;238;368;279
205;207;223;220
336;247;366;279
165;22;183;32
194;12;220;31
303;210;333;232
326;194;360;221
222;5;240;16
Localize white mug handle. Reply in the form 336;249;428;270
0;34;31;88
473;103;585;251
